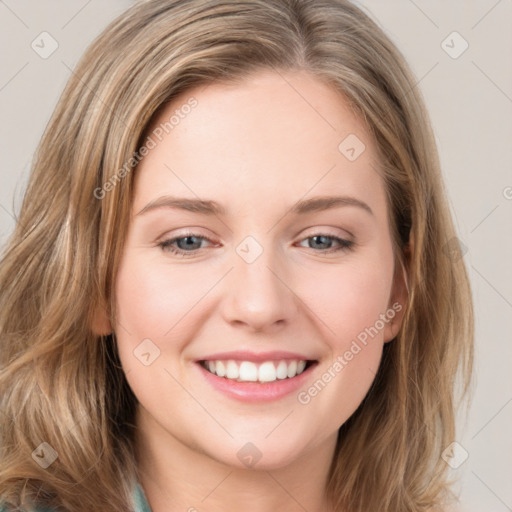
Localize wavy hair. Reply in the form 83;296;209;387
0;0;473;510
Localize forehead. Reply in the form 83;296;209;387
133;69;386;219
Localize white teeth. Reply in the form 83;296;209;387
276;361;288;380
203;359;311;383
258;361;277;382
216;361;226;377
287;360;297;378
239;361;258;381
226;360;239;379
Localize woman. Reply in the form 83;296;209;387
0;1;473;510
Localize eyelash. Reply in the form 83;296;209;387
157;231;354;257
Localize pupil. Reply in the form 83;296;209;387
180;236;199;249
312;235;329;249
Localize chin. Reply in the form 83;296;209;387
203;435;314;472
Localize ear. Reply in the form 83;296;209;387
91;302;112;336
382;239;412;343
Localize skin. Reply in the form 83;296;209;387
95;69;407;512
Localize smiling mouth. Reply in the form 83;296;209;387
198;359;317;383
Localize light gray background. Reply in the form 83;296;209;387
1;1;511;510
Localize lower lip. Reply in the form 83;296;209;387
196;362;317;403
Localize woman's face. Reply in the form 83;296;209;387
111;69;406;470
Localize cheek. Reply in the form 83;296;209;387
114;254;214;344
301;258;394;348
294;262;392;426
113;254;216;411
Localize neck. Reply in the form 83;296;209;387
134;406;338;512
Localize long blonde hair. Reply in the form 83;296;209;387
0;1;473;510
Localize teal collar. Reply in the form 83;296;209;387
133;482;152;512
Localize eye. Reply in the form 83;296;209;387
157;231;354;257
296;233;354;254
157;233;215;257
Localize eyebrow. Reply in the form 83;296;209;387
136;195;373;217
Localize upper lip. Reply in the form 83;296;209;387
196;350;317;363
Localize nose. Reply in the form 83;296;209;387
220;244;300;333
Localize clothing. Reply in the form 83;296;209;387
133;482;153;512
0;482;152;512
